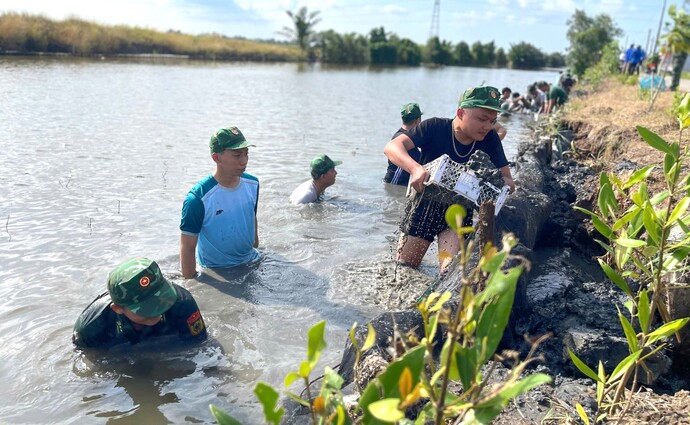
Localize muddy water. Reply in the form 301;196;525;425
0;57;559;424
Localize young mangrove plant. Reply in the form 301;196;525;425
570;93;690;423
211;204;551;424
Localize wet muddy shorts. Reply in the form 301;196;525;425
400;196;473;242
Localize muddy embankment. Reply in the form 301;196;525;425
283;83;690;424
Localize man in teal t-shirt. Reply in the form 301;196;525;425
180;127;261;278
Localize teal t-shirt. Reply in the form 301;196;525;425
180;174;260;268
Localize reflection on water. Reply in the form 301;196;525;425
0;57;558;423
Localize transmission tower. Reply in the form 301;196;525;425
429;0;440;40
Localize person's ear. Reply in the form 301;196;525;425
211;152;221;164
457;108;465;119
110;304;124;314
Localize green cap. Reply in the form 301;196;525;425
209;126;255;154
107;258;177;317
310;154;342;179
401;103;422;121
457;86;503;112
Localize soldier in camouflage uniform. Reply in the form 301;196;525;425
73;258;207;349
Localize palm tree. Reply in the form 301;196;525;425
278;6;321;55
662;4;690;90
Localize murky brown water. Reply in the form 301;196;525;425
0;57;558;424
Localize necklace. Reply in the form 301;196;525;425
451;125;476;158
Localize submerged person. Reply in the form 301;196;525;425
180;126;260;279
289;154;342;205
384;103;423;186
383;85;515;273
73;258;207;349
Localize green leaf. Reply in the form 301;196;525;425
647;318;690;345
678;93;690;129
368;398;404;423
642;204;661;246
614;244;631;269
598;182;618;219
362;323;377;352
576;403;591;425
599;260;632;297
480;250;508;273
445;204;467;231
615;238;647;248
618;310;639;352
650;190;670;206
637;126;674;156
358;380;387;425
638;290;650;334
664;153;675;179
349;322;359;351
609;351;641;382
307;321;327;367
430;291;451;312
668;197;690;226
476;268;520;364
284;371;301;387
209;404;244;425
377;345;426;398
456;345;478;390
495;373;552;400
254;382;285;425
568;348;602;382
426;314;439;345
622;165;655;190
592;215;614;239
440;339;460;381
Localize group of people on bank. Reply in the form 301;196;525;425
73;83;523;351
497;73;575;116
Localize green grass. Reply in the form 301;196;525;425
0;12;303;62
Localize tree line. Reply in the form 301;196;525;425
0;11;565;69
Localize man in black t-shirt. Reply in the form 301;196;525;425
384;103;423;186
383;85;516;273
73;258;207;349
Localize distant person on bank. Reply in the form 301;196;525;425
384;103;423;186
73;258;207;349
289;155;342;204
543;78;574;115
180;127;260;279
384;85;515;273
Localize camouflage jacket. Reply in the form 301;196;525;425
72;283;207;349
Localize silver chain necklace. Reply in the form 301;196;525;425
451;125;476;158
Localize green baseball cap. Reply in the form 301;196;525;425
401;103;422;121
310;154;342;179
457;86;503;112
107;258;177;317
209;126;255;154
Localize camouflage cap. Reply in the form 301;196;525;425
209;126;255;154
457;86;503;113
107;258;177;317
310;154;342;179
401;103;422;121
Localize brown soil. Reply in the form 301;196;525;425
561;79;683;194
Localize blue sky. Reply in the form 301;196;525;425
1;0;683;53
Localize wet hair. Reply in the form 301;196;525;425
501;87;511;94
528;83;537;94
511;92;521;98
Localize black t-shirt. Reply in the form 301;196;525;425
407;117;508;168
73;283;207;349
384;128;421;185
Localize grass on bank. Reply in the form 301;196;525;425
560;78;680;169
0;12;302;61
